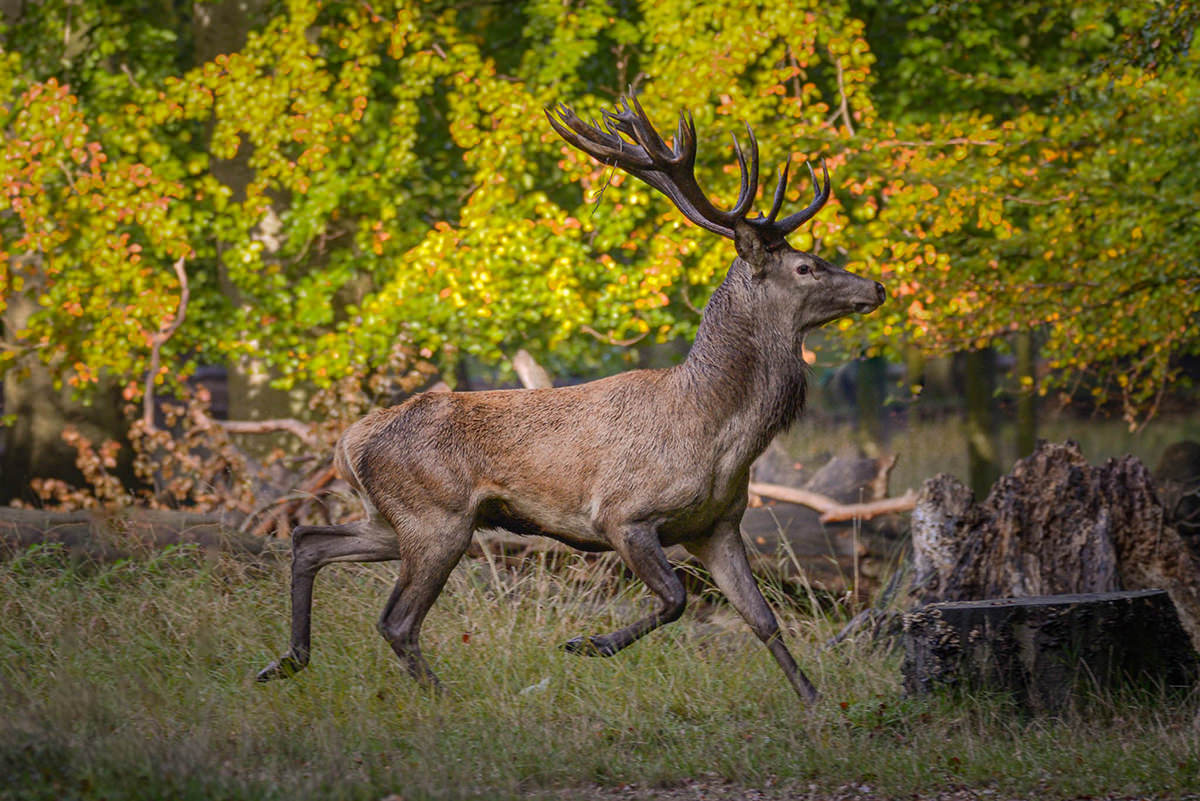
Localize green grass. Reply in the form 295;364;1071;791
1;543;1198;801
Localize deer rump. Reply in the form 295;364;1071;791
256;92;885;703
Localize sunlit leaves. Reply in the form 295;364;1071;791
0;78;190;388
0;0;1195;423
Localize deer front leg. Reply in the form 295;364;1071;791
257;522;401;682
563;522;686;657
685;519;819;703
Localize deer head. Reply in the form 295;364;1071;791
546;93;885;341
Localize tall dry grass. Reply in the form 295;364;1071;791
1;542;1197;800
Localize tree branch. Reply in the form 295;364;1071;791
579;324;649;347
512;349;553;389
876;137;999;148
218;418;319;446
834;56;856;137
748;481;917;523
141;255;318;447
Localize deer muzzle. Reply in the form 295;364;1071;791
853;281;886;314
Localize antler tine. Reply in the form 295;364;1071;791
765;158;791;224
547;90;762;240
728;123;759;219
771;158;831;234
545;103;650;168
674;111;696;169
622;93;678;164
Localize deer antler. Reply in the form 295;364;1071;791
547;90;830;245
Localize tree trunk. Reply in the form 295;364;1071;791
902;590;1198;711
0;506;263;560
1014;330;1037;459
1;297;133;503
903;345;925;400
855;355;886;457
963;347;1000;497
1153;440;1200;551
193;0;301;451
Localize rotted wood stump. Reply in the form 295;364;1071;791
910;441;1200;650
902;590;1198;711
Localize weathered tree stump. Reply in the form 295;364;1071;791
902;590;1198;711
910;440;1200;650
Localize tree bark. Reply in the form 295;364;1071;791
1014;330;1037;459
902;590;1198;711
964;347;1000;497
0;506;263;560
910;441;1200;650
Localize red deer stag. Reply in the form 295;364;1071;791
257;93;885;703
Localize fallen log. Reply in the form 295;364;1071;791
0;506;267;561
902;590;1198;711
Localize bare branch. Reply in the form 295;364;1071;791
141;255;319;461
512;349;553;389
248;463;338;538
749;482;839;514
786;46;804;104
579;324;649;347
818;490;918;523
834;57;856;137
219;418;319;447
748;481;916;523
877;137;999;149
1000;193;1074;206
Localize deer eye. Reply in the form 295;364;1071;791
796;264;810;275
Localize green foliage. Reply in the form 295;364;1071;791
0;0;1196;421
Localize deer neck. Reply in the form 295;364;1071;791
677;260;807;467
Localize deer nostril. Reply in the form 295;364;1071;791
875;282;886;303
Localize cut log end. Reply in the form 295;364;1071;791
902;589;1199;711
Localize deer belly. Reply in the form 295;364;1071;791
472;496;611;552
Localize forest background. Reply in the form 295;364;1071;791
1;0;1198;508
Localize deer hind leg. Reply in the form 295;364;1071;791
563;522;686;657
375;514;473;689
684;521;818;703
256;520;401;682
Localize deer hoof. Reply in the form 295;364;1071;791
255;653;308;682
562;636;617;657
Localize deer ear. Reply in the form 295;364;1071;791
733;220;767;275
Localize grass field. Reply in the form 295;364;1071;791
2;541;1198;801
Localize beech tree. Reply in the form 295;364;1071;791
1;0;1195;501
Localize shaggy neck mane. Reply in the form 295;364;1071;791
676;260;808;462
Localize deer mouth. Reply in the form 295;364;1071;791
853;300;879;314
